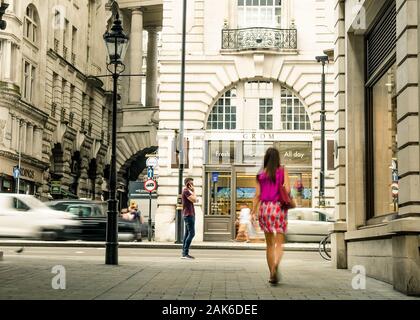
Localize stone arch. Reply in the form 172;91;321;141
117;146;158;210
204;77;314;130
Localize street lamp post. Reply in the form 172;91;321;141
103;12;129;265
175;0;188;244
316;55;329;209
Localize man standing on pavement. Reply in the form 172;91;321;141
181;177;197;259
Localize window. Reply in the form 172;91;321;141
207;89;237;130
24;5;38;44
171;137;190;168
13;198;30;211
280;87;311;131
63;19;69;59
61;79;67;108
22;60;36;102
54;10;61;51
237;0;282;28
259;98;273;130
71;26;78;63
370;63;398;216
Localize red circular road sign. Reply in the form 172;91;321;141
144;179;157;192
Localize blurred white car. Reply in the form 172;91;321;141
286;208;334;242
0;194;80;240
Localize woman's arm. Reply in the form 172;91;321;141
284;167;291;194
251;182;261;219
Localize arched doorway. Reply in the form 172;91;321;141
203;80;314;241
69;151;81;196
118;146;158;211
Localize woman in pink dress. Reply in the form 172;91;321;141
251;147;291;285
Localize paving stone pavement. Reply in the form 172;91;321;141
0;247;418;300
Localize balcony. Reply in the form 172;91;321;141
71;53;76;66
221;27;297;52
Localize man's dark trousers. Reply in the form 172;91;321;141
182;215;195;256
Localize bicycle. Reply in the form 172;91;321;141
319;232;332;261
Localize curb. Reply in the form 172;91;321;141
0;241;324;252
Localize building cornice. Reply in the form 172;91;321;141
0;150;49;171
47;49;106;95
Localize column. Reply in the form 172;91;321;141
34;127;43;159
146;27;158;107
129;8;143;105
20;121;27;155
11;115;17;150
2;40;12;80
26;123;34;156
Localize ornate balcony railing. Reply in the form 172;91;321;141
60;108;66;122
69;112;74;127
54;39;59;52
51;102;57;118
221;27;297;51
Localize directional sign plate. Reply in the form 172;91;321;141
13;167;20;179
147;166;154;178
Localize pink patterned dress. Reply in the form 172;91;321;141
257;167;288;234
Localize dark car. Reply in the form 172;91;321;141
47;200;142;241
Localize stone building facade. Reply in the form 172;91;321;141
155;0;337;242
331;0;420;295
0;0;113;200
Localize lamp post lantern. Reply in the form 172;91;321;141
316;55;329;209
0;1;9;30
103;12;129;265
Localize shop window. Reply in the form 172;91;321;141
280;87;311;131
237;0;282;28
368;63;398;217
243;141;272;164
207;89;237;130
1;179;13;193
207;141;237;164
207;172;232;216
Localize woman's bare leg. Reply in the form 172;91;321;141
264;233;276;279
274;233;285;268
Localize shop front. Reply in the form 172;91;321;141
0;157;43;196
203;135;313;241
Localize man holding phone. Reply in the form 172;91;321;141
181;177;197;259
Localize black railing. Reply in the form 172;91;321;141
51;103;57;117
69;112;74;127
222;27;297;51
61;108;66;122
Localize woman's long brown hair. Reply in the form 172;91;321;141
263;147;281;182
